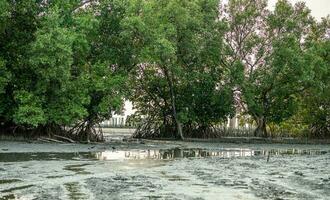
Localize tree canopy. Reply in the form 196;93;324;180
0;0;329;140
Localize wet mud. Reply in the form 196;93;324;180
0;141;329;200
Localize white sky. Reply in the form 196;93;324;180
268;0;330;20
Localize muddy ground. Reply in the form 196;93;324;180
0;137;329;200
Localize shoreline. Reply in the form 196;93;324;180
1;127;329;145
181;137;330;145
1;135;330;145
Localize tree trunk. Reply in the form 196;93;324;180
79;119;92;142
254;116;267;137
85;122;91;143
163;66;184;140
229;116;237;129
170;89;184;140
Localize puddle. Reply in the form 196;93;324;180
1;184;34;193
0;179;22;184
0;194;16;200
95;148;243;161
64;182;89;200
0;148;328;163
167;175;189;182
64;164;92;175
0;152;97;162
160;171;190;182
46;175;70;179
94;148;329;161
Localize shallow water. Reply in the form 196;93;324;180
0;141;329;200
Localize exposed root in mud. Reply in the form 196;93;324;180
0;123;66;139
132;115;185;139
309;123;330;138
67;120;104;142
0;121;104;143
182;125;222;138
132;120;245;139
132;118;170;139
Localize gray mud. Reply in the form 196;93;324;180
0;140;329;200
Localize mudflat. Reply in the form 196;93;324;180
0;140;329;200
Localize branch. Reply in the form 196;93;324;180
72;0;96;12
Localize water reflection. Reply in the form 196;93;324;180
0;148;328;162
94;148;328;161
0;152;96;162
94;148;254;160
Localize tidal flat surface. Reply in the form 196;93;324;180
0;141;329;200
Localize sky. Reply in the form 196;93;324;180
268;0;330;20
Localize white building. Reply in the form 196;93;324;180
100;101;135;127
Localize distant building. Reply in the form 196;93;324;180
100;101;135;127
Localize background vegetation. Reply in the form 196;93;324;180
0;0;329;141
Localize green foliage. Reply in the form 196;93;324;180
0;0;328;139
78;0;136;128
0;0;41;122
0;1;128;138
0;58;10;94
299;19;330;137
224;0;316;136
11;6;89;127
13;90;45;127
0;0;9;31
129;0;234;137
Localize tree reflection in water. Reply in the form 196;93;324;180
93;148;328;161
0;148;327;162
